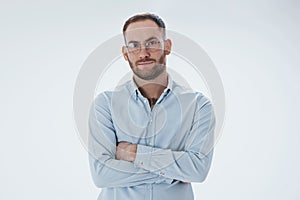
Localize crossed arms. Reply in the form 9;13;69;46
88;93;215;188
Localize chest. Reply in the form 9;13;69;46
111;95;196;150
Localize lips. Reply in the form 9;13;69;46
137;61;154;65
136;60;155;66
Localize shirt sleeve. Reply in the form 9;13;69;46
133;95;216;183
88;93;173;188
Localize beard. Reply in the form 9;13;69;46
128;54;166;80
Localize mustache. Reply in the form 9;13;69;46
136;58;156;65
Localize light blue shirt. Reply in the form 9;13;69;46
88;75;216;200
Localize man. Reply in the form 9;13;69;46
88;13;215;200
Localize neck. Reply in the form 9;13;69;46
134;71;168;99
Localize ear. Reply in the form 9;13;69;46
122;46;129;61
164;39;172;55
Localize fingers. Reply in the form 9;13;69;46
117;141;131;148
116;143;137;162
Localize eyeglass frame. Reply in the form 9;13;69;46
125;37;165;54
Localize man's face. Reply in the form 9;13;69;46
122;20;171;80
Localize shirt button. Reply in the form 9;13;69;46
160;172;165;176
140;162;143;166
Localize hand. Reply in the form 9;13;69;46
116;142;137;162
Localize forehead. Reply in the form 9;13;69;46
124;19;164;42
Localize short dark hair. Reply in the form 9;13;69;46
122;13;166;37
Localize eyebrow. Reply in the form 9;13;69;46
127;37;158;44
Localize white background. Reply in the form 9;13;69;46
1;0;300;199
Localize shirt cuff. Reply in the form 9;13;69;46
133;144;175;184
133;144;153;170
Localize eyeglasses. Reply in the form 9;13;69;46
126;38;164;54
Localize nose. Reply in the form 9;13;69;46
139;46;150;59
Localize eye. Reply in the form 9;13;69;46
147;39;158;47
127;42;139;49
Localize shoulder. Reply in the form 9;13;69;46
171;80;212;107
94;80;132;105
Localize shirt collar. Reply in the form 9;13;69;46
127;73;174;100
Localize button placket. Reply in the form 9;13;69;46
148;109;156;146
